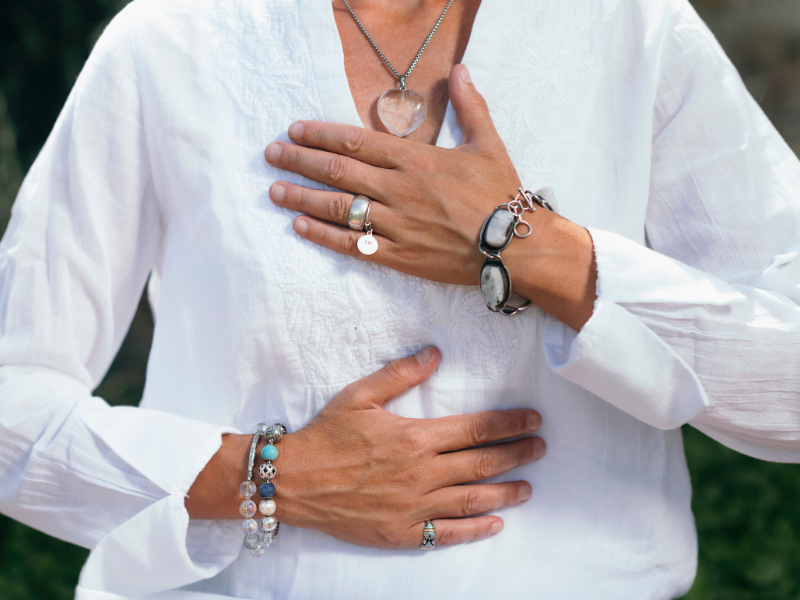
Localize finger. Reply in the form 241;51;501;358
428;409;542;453
271;182;391;230
404;516;504;548
422;481;532;520
293;215;395;258
449;64;502;149
340;346;442;410
288;121;412;169
436;436;546;487
265;141;387;197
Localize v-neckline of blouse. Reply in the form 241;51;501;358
298;0;501;150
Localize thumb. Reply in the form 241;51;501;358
449;64;500;147
346;346;440;409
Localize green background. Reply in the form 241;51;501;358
1;0;799;598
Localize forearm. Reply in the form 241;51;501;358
504;209;597;332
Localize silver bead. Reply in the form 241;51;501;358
261;516;277;532
259;462;276;480
264;424;286;444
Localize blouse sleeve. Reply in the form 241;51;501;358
543;0;800;463
0;5;242;597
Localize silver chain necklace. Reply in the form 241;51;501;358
339;0;457;137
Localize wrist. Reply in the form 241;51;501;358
186;433;252;519
502;209;597;331
269;429;324;530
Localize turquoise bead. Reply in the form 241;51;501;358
261;444;278;461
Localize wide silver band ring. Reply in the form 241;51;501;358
420;520;435;550
348;195;372;231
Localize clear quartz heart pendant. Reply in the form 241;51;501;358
377;88;427;138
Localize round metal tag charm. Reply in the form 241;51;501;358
357;233;378;255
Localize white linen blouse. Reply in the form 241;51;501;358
1;0;799;598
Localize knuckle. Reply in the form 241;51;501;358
287;187;304;209
404;425;430;452
468;418;492;446
461;489;483;517
402;150;429;172
474;450;495;480
317;223;331;245
342;232;359;255
522;438;538;462
382;360;413;386
330;193;349;223
436;526;458;547
469;95;489;112
381;527;405;548
323;154;348;183
284;145;300;169
343;128;367;154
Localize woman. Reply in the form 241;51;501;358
1;0;799;598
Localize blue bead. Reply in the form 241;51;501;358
259;483;276;498
261;444;278;461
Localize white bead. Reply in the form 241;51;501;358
480;263;508;308
484;210;515;249
259;499;276;516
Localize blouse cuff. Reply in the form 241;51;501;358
542;227;745;430
77;408;242;596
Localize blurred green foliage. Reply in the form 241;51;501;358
0;0;799;598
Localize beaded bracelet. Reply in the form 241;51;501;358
239;423;286;556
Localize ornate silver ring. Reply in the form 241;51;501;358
420;520;435;550
348;195;372;231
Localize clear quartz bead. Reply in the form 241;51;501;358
239;481;256;498
241;518;258;534
239;500;257;518
249;542;266;557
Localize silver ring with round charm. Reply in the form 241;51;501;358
348;194;379;256
348;195;372;231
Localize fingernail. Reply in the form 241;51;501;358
526;412;541;432
518;485;532;503
288;122;304;140
460;64;472;84
266;143;282;164
415;346;433;365
533;437;546;460
489;521;503;536
294;218;308;235
270;183;286;203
